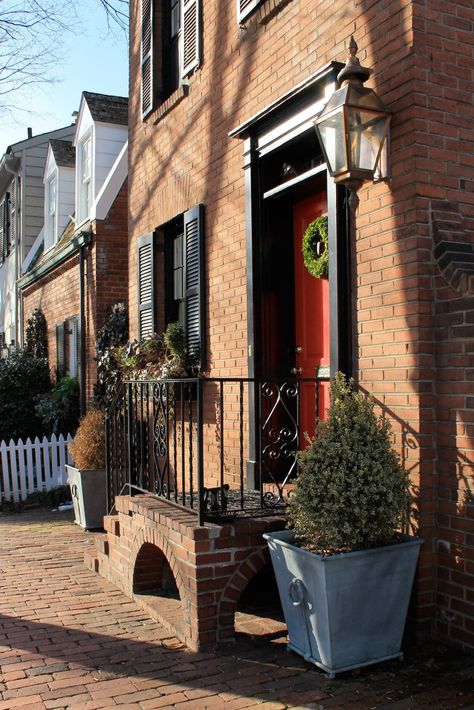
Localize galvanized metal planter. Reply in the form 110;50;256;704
66;465;106;530
264;530;423;677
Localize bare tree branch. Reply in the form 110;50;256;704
0;0;128;110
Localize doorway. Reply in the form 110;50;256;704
258;175;330;484
293;192;330;436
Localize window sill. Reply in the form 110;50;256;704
147;85;189;125
257;0;293;24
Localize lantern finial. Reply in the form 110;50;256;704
337;36;372;85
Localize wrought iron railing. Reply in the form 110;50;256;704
105;376;328;524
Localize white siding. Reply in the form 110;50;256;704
16;125;75;261
94;123;128;195
0;250;16;342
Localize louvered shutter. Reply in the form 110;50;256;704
8;187;14;254
184;204;204;368
0;197;5;265
138;234;156;339
69;316;80;379
237;0;261;23
56;322;66;379
141;0;154;118
181;0;200;79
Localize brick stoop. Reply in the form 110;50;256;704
85;494;287;651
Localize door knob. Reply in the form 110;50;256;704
291;367;302;376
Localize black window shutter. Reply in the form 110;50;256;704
181;0;200;79
237;0;261;23
0;197;5;265
137;233;156;339
141;0;154;118
73;316;81;382
56;322;66;379
184;204;204;369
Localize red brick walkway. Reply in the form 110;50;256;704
1;509;474;710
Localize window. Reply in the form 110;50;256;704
0;192;10;265
141;0;201;118
137;204;205;367
77;133;93;223
45;176;57;250
237;0;262;23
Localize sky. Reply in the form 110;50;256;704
0;0;129;149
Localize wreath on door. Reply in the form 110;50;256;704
302;215;328;279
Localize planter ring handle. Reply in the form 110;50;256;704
289;577;306;607
71;484;79;499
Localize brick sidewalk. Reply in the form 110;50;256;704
0;509;473;710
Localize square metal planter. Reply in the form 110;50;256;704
264;529;422;677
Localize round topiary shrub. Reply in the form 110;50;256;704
289;372;411;555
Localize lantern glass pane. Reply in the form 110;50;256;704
316;110;347;175
348;109;388;172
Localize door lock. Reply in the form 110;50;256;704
291;367;302;376
295;345;302;354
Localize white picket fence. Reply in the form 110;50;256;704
0;433;74;503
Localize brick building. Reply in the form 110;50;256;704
92;0;474;654
19;92;129;408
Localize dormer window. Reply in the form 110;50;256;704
80;134;93;222
48;176;57;245
44;174;58;251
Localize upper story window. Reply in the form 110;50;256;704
141;0;201;119
45;175;57;251
237;0;262;23
0;192;11;265
77;132;93;223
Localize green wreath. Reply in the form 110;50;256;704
302;215;328;279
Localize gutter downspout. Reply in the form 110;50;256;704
73;229;92;416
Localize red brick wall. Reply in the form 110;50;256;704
22;180;129;406
127;0;474;649
22;255;82;383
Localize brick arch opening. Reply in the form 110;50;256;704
235;563;286;640
132;542;184;639
133;542;179;596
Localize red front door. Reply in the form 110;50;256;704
293;193;330;438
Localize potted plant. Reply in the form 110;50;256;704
264;373;422;677
67;409;106;530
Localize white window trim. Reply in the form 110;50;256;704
77;129;94;225
44;171;58;252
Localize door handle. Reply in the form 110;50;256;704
291;367;302;376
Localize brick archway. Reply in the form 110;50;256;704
129;527;190;643
218;549;269;641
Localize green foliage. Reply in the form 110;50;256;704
0;351;51;441
96;302;128;355
94;303;129;408
289;372;411;555
35;377;80;436
164;322;186;361
24;308;48;359
95;323;189;405
302;215;328;279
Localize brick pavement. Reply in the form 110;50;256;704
1;509;474;710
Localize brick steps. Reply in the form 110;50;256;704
85;494;287;651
